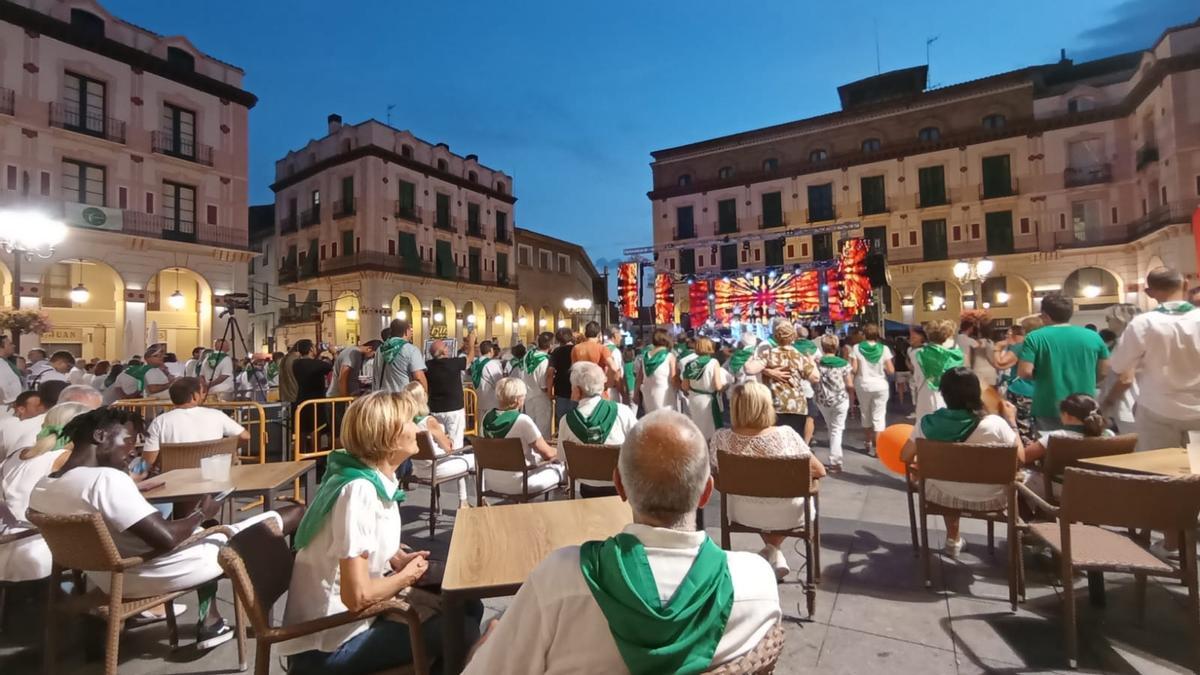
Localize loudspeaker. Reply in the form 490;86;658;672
866;253;889;287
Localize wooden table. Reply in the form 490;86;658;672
141;460;317;511
1079;447;1191;476
441;496;633;674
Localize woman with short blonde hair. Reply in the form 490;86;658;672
282;391;482;672
681;336;727;437
911;319;964;419
404;382;474;509
478;377;563;498
710;381;826;579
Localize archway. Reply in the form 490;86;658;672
1062;266;1122;325
516;305;534;344
557;310;570;331
978;274;1033;321
146;266;212;358
912;279;963;325
39;258;125;360
389;292;423;346
332;292;360;347
460;299;486;340
492;301;514;347
430;297;456;346
538;306;554;333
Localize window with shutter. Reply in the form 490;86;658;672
678;248;695;275
921;219;948;261
985;211;1014;254
918;166;947;207
761;192;783;228
676;206;695;239
435;240;455;279
717;199;738;233
860;175;887;215
981;155;1013;198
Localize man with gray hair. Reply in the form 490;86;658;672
58;383;103;410
556;361;638;498
464;410;781;674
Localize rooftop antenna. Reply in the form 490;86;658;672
874;19;881;75
386;103;395;128
926;35;939;88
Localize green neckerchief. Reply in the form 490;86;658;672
293;450;405;550
123;363;154;392
857;340;884;364
414;414;428;425
682;355;713;381
580;532;733;675
205;351;228;370
605;343;619;352
642;348;669;376
726;347;754;375
266;362;279;380
523;351;548;375
673;343;693;359
378;337;409;366
3;357;21;381
1156;301;1196;315
915;344;964;390
481;408;520;438
469;356;492;388
819;355;849;368
35;424;68;452
688;385;724;430
920;408;983;442
794;339;818;356
624;362;635;393
565;398;618;444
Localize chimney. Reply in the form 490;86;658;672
327;113;342;135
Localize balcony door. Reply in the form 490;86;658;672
64;72;105;135
921;219;948;261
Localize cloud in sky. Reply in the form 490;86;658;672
1070;0;1197;61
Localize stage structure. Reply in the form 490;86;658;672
618;262;640;319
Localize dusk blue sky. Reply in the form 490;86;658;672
107;0;1194;275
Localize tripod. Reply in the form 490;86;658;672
218;309;268;402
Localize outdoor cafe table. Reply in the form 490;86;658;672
440;495;633;674
1078;447;1190;476
140;460;317;511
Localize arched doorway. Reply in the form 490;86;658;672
389;292;422;346
913;279;963;325
146;267;212;358
1062;266;1122;325
516;305;534;344
460;299;486;339
332;293;360;347
430;297;456;345
538;306;554;333
39;258;125;360
557;310;570;330
492;301;514;347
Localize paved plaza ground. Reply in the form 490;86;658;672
1;410;1197;674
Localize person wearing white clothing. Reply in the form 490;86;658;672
463;409;781;674
556;362;637;498
405;382;474;508
517;333;554;438
29;351;73;387
477;377;564;498
851;324;894;457
198;339;235;400
604;326;627;403
279;392;481;672
636;329;677;413
0;391;45;462
813;334;854;471
469;341;505;418
911;320;961;420
725;332;761;386
680;337;727;439
1109;267;1200;451
0;336;23;413
140;377;248;472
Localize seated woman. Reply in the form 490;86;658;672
281;390;482;673
1021;394;1114;500
404;381;475;509
28;408;295;650
710;381;826;579
0;402;93;584
901;367;1023;559
479;377;564;497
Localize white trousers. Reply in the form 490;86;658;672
524;395;554;439
816;399;850;465
858;388;890;435
1135;405;1200;452
433;409;466;450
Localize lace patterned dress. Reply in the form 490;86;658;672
710;426;814;529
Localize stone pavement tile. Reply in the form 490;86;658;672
1068;579;1200;674
814;625;958;674
828;577;955;650
954;657;1072;675
771;617;830;673
946;595;1065;670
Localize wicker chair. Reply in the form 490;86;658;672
1035;434;1137;505
912;439;1025;611
469;435;560;506
217;518;428;675
561;441;620;499
1021;468;1200;668
717;451;821;616
405;431;473;537
157;435;242;473
701;621;786;674
26;509;245;675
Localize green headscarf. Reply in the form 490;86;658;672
857;341;884;364
673;343;693;360
35;424;69;452
580;533;733;675
378;337;409;366
623;361;636;393
1156;301;1196;315
793;339;818;356
266;362;279;380
919;407;983;442
204;351;228;370
481;409;520;438
915;344;964;390
565;399;618;444
294;450;405;550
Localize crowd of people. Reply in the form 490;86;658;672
0;266;1197;673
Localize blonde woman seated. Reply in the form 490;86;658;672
281;390;483;673
0;402;94;584
710;381;826;580
901;367;1023;559
404;382;475;509
478;377;564;497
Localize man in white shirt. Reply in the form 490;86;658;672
141;377;249;469
0;336;23;413
464;409;781;674
471;340;505;414
199;339;235;401
0;390;45;462
0;383;98;461
1110;267;1200;451
557;362;637;498
29;351;73;388
183;346;204;378
24;349;48;388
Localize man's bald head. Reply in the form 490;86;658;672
618;410;710;527
430;340;449;359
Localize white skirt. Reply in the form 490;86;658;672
525;395;554;439
0;527;52;582
483;464;564;496
412;454;475;480
727;495;815;531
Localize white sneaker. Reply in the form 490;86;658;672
944;537;966;559
758;546;790;579
1149;540;1180;562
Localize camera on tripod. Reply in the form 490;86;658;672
217;292;252;319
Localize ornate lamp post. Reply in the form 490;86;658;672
0;209;67;349
952;257;994;310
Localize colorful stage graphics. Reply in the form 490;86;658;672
689;280;712;326
711;271;822;323
618;262;640;319
654;273;674;324
830;238;871;321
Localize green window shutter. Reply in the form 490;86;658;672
761;192;783;228
398;181;416;216
764;238;785;266
813;233;833;261
807;184;834;222
436;193;451;229
717;199;738;233
467;203;480;230
719;243;738;270
341;231;354;257
918;166;946;207
985;210;1014;255
495;210;508;240
864;225;887;254
676;206;695;238
303;239;318;273
497;252;509;284
922;219;948;261
861;175;886;215
398;232;420;273
435;240;455;279
679;248;695;275
982;155;1012;198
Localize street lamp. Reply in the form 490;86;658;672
0;209;67;349
953;257;994;309
69;282;90;304
168;290;186;310
346;306;358;321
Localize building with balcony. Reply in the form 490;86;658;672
512;227;605;343
260;114;519;350
647;20;1200;328
0;0;254;359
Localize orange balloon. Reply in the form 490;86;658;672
876;423;914;476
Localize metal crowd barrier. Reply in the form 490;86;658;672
291;396;355;502
463;387;479;437
113;398;269;465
